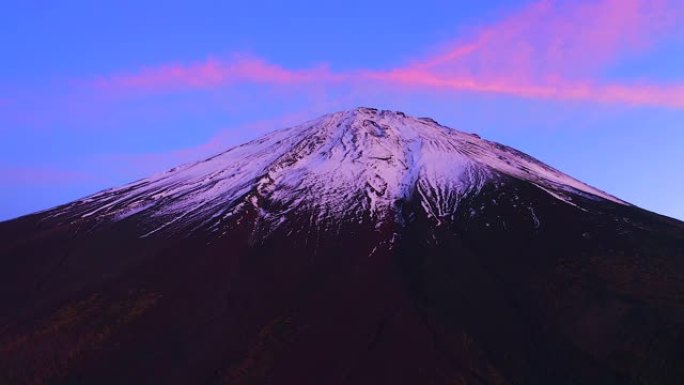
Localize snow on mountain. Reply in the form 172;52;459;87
48;107;626;234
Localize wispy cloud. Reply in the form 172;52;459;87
93;55;342;93
407;0;672;79
367;0;684;106
90;0;684;107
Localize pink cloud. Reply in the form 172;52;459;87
90;0;684;108
94;55;343;92
414;0;672;81
363;0;684;106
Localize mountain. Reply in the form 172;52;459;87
1;107;682;385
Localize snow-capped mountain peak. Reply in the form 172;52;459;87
52;107;625;234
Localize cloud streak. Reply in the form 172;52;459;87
93;56;341;93
92;0;683;107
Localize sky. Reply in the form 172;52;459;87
1;0;683;221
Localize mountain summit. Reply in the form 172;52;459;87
1;108;683;385
51;107;622;236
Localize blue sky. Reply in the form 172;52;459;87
1;0;683;220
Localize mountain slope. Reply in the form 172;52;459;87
45;107;623;235
0;108;682;385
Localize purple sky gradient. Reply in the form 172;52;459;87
1;0;683;220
